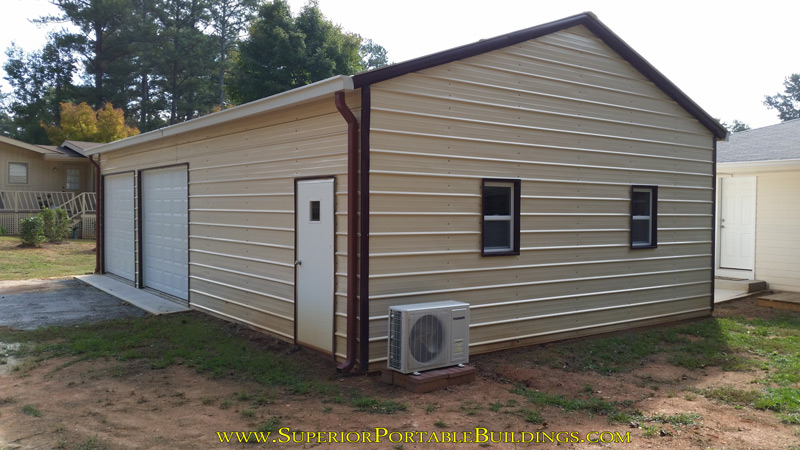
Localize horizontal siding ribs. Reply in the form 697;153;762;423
370;170;713;190
369;269;710;300
460;60;669;104
191;193;293;198
190;248;293;268
191;276;293;304
188;150;345;172
371;108;711;152
191;208;292;214
370;148;711;178
190;262;293;286
368;253;710;279
470;307;710;348
189;222;292;232
370;82;710;138
190;235;293;250
408;71;696;123
371;241;710;257
370;126;710;165
191;301;293;340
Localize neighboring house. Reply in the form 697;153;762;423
0;136;98;237
716;119;800;292
86;12;727;372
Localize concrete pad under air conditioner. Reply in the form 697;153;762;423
76;275;190;315
381;365;476;393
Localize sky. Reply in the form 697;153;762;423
1;0;797;129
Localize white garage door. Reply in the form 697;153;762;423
142;166;188;300
104;173;135;281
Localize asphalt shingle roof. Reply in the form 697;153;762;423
718;118;800;163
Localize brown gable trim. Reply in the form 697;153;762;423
351;12;727;140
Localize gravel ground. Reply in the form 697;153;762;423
0;278;148;330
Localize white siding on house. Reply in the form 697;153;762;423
754;171;800;291
365;25;714;366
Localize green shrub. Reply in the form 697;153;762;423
39;208;71;243
19;216;45;247
40;208;56;241
54;208;71;242
0;224;7;236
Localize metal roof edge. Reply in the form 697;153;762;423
86;75;354;155
352;12;727;140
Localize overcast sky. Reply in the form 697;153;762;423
1;0;797;129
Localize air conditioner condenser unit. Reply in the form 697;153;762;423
387;300;469;374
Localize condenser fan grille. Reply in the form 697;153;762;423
408;314;444;363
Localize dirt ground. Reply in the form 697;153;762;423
1;296;798;450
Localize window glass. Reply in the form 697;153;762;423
66;169;80;190
8;162;28;184
631;186;657;248
309;200;320;222
482;180;518;254
483;186;511;216
484;221;511;249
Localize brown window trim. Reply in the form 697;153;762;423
630;185;658;249
481;178;521;257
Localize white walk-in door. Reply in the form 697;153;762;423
720;176;756;270
295;178;335;353
142;166;188;300
104;173;135;281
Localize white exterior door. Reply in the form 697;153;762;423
720;176;756;270
104;173;135;281
142;166;189;300
295;178;334;353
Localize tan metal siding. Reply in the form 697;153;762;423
100;92;360;349
366;25;714;365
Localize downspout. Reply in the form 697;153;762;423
358;86;371;372
89;155;102;274
334;91;359;373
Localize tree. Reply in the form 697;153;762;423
359;39;389;71
40;0;135;109
153;0;218;124
3;37;78;143
720;119;751;133
228;0;388;104
41;101;139;144
208;0;259;106
764;74;800;122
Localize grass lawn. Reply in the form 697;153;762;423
0;236;96;280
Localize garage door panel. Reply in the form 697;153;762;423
104;173;135;281
142;166;188;300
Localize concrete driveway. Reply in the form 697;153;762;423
0;278;149;330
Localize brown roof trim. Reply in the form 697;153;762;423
351;12;727;140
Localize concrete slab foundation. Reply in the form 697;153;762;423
77;275;189;315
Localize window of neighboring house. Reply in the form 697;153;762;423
66;169;80;190
482;179;521;256
631;185;658;248
8;162;28;185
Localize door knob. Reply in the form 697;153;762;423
294;260;302;266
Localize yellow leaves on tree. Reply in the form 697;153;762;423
42;102;140;144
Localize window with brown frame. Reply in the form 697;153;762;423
482;179;521;256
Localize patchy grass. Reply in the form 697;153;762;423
512;385;631;416
505;311;800;424
21;404;42;417
351;396;407;414
0;236;95;280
